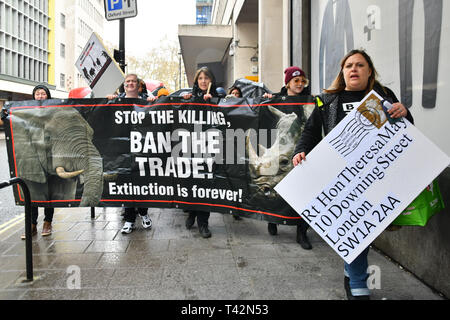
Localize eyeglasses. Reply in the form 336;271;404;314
292;77;309;87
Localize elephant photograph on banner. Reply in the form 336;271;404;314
9;106;104;207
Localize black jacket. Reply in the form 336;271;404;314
191;83;219;100
118;92;149;100
271;85;311;97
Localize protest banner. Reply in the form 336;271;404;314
275;90;450;264
2;95;314;225
75;32;124;97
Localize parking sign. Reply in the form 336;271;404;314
104;0;138;21
108;0;122;11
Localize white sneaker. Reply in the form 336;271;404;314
121;222;135;234
141;214;152;229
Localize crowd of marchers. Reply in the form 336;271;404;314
0;49;413;300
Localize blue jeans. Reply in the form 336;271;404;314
344;247;370;296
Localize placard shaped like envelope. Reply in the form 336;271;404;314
275;90;450;264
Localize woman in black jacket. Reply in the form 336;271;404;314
182;66;218;102
182;67;219;238
293;49;413;300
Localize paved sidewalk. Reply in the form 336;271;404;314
0;207;444;300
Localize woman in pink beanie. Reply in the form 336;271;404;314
263;66;310;99
263;66;313;250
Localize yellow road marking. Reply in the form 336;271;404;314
0;215;25;235
0;208;62;235
0;213;24;229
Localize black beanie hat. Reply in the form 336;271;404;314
32;84;52;99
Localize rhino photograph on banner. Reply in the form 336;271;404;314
2;95;315;225
275;90;450;264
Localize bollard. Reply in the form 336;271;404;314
0;178;33;281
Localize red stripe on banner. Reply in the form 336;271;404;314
8;117;24;201
28;199;301;220
9;102;315;110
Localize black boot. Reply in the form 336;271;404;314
199;224;212;238
196;211;211;238
185;211;196;230
232;214;242;220
267;223;278;235
296;221;312;250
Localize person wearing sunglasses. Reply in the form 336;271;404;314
263;66;310;99
262;66;313;250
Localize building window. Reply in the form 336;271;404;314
17;54;22;78
60;13;66;28
196;5;212;25
60;43;65;58
60;73;65;88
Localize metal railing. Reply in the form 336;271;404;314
0;178;33;281
0;178;97;283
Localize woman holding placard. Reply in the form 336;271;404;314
292;49;413;300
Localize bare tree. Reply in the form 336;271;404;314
125;37;187;92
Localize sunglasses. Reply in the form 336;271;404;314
291;77;309;87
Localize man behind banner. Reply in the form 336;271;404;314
107;74;155;234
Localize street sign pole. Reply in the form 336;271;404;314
119;19;125;72
104;0;138;73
